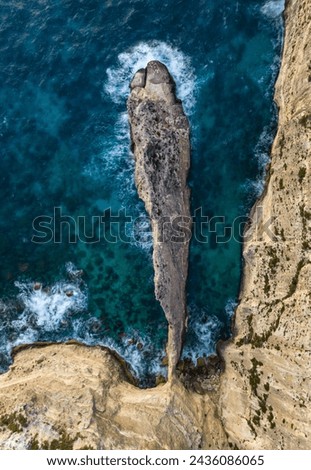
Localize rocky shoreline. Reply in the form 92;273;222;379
0;0;309;450
218;0;311;449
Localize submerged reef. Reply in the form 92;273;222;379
0;0;310;450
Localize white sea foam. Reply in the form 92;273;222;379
0;270;86;371
68;321;165;383
261;0;285;18
86;112;152;251
84;111;136;198
103;331;165;382
129;212;153;252
255;125;274;166
104;41;196;115
104;112;135;186
99;42;196;251
0;271;163;382
243;177;266;199
14;280;87;333
182;306;223;363
0;115;8;137
225;298;238;319
242;125;275;199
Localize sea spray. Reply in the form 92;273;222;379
104;41;196;115
96;41;196;202
0;0;285;383
261;0;285;19
182;306;223;362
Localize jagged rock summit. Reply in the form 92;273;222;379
127;61;191;380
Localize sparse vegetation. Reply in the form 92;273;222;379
29;435;40;450
267;247;280;274
300;205;311;235
246;419;257;436
298;167;306;183
29;429;76;450
228;442;239;450
249;358;263;396
299;115;311;127
49;431;76;450
286;260;305;298
252;415;261;426
0;412;28;433
267;409;276;429
264;274;270;295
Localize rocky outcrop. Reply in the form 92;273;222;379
127;61;191;380
218;0;311;449
0;0;310;451
0;342;228;450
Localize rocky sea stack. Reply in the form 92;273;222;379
0;1;309;450
127;61;191;380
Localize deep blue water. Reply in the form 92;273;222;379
0;0;284;382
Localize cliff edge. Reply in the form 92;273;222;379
127;61;191;379
0;343;227;450
0;0;309;450
218;0;311;449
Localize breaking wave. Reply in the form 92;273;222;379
261;0;285;19
104;40;196;115
0;263;163;384
182;305;223;362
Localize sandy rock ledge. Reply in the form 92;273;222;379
0;0;310;450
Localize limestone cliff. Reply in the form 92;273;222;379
127;61;191;380
0;343;227;450
218;0;311;449
0;0;310;451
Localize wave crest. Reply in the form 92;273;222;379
261;0;285;18
104;41;196;115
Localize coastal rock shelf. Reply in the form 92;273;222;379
0;0;309;450
219;0;311;449
127;61;191;380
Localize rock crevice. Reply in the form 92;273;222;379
0;0;310;450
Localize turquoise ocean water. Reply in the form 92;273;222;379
0;0;284;384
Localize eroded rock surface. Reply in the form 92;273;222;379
0;343;227;450
0;0;309;451
127;61;191;379
218;0;311;449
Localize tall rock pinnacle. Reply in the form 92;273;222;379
127;61;191;380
